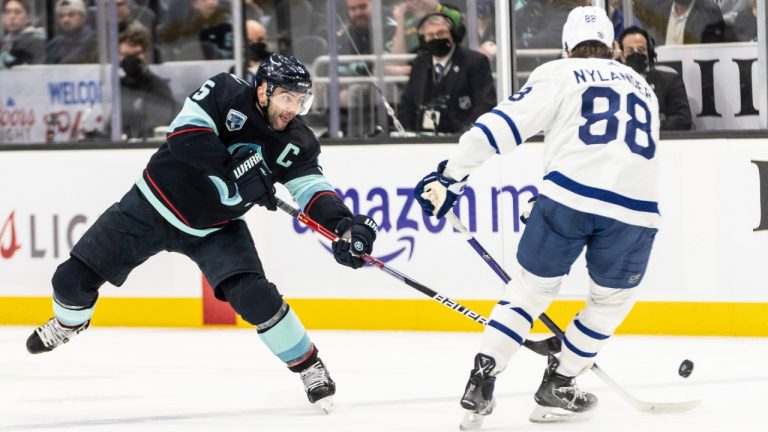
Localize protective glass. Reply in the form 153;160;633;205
271;88;314;116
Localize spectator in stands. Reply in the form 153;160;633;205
609;0;624;41
157;0;232;60
476;0;495;62
247;19;271;70
339;0;395;56
118;27;176;140
117;0;156;34
515;0;587;50
634;0;727;45
397;12;495;134
45;0;98;64
388;0;462;54
734;0;757;42
719;0;750;25
331;0;392;137
619;26;692;131
337;0;396;74
234;19;272;85
1;0;45;68
515;0;587;71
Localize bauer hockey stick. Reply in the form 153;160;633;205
274;197;552;355
444;211;702;414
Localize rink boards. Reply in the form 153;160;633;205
1;138;768;335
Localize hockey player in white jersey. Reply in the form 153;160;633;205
414;6;660;427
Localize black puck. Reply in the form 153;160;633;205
678;359;694;378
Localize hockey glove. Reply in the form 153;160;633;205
332;215;378;269
230;147;277;211
519;195;538;225
414;160;468;219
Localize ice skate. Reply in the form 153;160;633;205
26;317;90;354
299;358;336;414
459;353;498;430
529;355;597;423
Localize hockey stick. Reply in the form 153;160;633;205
444;212;702;414
274;196;552;355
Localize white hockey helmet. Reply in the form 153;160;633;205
561;6;614;53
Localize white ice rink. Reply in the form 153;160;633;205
0;327;765;432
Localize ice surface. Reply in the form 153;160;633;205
0;327;765;431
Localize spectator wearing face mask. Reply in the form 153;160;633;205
397;12;495;134
119;27;177;140
230;19;272;86
619;26;692;131
1;0;45;68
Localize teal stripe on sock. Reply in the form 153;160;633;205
258;309;311;363
277;334;312;363
53;300;94;326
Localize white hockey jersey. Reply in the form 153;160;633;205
444;57;661;228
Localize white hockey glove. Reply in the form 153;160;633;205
414;160;468;219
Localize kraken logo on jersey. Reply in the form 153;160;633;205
225;109;247;131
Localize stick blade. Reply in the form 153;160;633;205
631;398;702;414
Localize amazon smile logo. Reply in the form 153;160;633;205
293;184;538;264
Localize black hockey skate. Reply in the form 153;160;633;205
459;353;498;430
299;358;336;413
26;317;90;354
530;355;597;423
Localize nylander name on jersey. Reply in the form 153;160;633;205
135;73;338;236
444;58;661;229
572;67;654;102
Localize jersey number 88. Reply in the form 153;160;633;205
578;86;655;160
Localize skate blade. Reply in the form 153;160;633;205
314;396;334;414
528;404;593;424
459;411;485;430
459;400;496;430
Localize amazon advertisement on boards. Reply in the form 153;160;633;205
2;139;768;303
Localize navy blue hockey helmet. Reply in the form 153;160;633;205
255;53;314;115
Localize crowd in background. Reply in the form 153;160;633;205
0;0;763;139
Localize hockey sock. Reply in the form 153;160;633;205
51;257;102;326
557;281;635;377
256;302;314;368
53;295;95;326
480;269;562;369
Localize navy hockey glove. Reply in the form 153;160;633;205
332;215;378;269
414;160;468;219
230;147;277;211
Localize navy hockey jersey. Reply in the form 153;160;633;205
136;72;349;236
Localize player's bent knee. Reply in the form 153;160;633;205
219;273;283;325
579;281;636;334
503;269;562;312
52;257;104;308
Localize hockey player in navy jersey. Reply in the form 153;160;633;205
414;6;660;427
26;53;378;413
